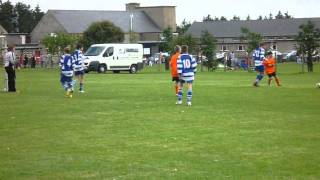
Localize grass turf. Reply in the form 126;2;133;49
0;63;320;179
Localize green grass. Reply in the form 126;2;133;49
0;63;320;179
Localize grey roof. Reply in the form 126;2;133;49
186;18;320;38
48;10;161;33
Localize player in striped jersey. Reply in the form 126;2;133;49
73;44;85;93
176;45;197;106
59;47;74;98
253;42;267;87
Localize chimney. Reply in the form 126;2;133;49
126;3;140;11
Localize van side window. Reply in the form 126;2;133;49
126;48;139;53
103;47;114;57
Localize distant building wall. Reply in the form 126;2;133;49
136;6;176;32
5;34;28;45
31;13;67;43
126;3;176;32
140;33;159;41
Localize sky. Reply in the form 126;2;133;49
8;0;320;24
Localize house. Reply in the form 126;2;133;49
186;18;320;57
31;3;176;55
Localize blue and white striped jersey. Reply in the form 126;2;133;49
177;54;197;81
253;47;265;66
73;50;85;72
59;54;74;77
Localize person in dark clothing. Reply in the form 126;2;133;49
24;54;28;68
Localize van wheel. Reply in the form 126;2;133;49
98;65;106;73
113;70;120;73
130;65;137;74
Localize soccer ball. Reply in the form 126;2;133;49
316;83;320;88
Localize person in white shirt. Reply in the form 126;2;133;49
4;45;16;92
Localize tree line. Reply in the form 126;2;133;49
0;0;45;33
203;11;293;22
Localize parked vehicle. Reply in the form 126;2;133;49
84;44;144;73
152;52;169;64
283;50;297;62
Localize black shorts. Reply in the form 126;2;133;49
267;72;277;78
172;77;179;83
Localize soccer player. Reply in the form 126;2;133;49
264;51;281;86
170;45;181;96
253;42;267;87
59;47;74;98
73;44;85;93
176;45;197;106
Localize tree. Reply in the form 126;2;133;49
269;13;273;20
275;11;284;19
0;1;14;32
240;27;262;71
240;27;262;54
176;19;191;35
42;33;79;55
246;15;251;21
203;14;214;22
296;21;320;72
200;30;217;71
220;16;227;21
0;1;44;33
173;34;197;54
232;15;240;21
33;4;44;25
82;21;124;48
159;27;174;53
15;2;34;33
257;15;263;20
284;11;293;19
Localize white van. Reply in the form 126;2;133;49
84;44;144;73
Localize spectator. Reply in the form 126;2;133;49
4;45;17;92
31;55;36;68
24;54;28;68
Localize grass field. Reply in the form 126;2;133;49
1;63;320;179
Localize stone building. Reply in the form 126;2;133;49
186;18;320;57
31;3;176;55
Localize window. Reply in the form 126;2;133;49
103;47;114;57
238;45;245;51
85;46;105;56
126;48;139;53
221;45;227;51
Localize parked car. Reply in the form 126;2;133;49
283;50;297;62
152;52;170;64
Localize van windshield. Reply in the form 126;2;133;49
85;46;105;56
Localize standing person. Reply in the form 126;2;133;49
31;54;36;68
176;45;197;106
59;47;74;98
4;45;16;92
264;51;281;86
253;42;267;87
23;54;28;68
73;44;85;93
169;45;181;96
19;54;24;69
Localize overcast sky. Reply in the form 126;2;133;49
8;0;320;24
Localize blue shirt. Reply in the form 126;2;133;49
253;47;265;66
59;54;74;77
177;54;197;81
73;50;85;72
